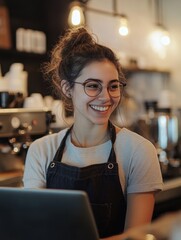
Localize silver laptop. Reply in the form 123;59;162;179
0;187;99;240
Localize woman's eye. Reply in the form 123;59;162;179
86;82;100;89
110;83;119;90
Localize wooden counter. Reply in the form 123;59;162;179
0;170;23;187
156;177;181;203
153;177;181;219
0;170;180;218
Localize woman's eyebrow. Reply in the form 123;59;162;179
85;78;102;82
85;78;119;82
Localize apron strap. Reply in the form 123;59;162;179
108;121;116;145
52;125;73;162
52;121;117;163
107;121;117;164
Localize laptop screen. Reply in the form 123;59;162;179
0;187;99;240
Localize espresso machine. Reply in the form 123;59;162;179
0;108;54;187
134;101;181;179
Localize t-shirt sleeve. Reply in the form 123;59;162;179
126;139;163;194
23;139;48;188
23;131;65;188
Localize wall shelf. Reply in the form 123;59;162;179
123;66;171;76
0;0;72;96
0;48;46;60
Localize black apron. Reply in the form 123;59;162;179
46;122;127;238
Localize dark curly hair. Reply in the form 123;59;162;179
43;27;126;112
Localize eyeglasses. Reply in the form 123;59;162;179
74;79;126;98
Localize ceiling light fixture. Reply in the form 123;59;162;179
154;0;171;46
118;14;129;36
68;1;85;27
68;0;129;36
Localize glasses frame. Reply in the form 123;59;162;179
74;79;126;98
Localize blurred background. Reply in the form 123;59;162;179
0;0;181;224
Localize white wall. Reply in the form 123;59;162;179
86;0;181;108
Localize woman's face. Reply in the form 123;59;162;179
71;59;121;126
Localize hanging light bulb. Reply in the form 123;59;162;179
153;0;171;47
154;24;171;46
118;14;129;36
68;1;85;27
149;24;170;59
160;28;170;46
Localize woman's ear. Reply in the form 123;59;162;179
61;80;72;98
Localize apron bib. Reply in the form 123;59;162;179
46;122;126;238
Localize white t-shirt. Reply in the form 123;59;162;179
23;127;163;195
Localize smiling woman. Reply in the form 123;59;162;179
23;27;163;239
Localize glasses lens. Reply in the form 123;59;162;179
84;81;102;97
108;81;123;97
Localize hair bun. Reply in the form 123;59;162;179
61;27;95;57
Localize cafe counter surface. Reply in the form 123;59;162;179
0;169;180;219
0;170;23;187
153;176;181;219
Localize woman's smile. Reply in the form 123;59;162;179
89;104;110;112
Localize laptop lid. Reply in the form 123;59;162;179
0;187;99;240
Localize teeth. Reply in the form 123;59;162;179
91;105;109;111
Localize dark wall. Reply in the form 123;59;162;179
0;0;73;96
44;0;73;49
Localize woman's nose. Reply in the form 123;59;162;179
98;86;111;99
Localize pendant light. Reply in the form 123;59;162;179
154;0;171;46
68;1;85;27
113;0;129;36
118;14;129;36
